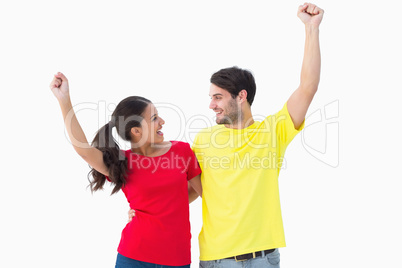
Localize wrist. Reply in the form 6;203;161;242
58;96;72;107
305;24;320;32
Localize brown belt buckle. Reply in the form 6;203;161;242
234;255;246;262
234;252;256;262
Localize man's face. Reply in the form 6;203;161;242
209;84;241;125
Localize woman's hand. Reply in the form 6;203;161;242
49;72;70;103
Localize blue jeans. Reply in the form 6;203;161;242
199;249;280;268
115;253;191;268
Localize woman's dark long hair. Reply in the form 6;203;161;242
88;96;151;194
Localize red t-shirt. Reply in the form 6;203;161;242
114;141;201;266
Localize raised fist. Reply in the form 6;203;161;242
298;3;324;27
49;72;70;101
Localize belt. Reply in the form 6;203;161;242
226;249;276;262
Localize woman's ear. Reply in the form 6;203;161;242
131;127;142;137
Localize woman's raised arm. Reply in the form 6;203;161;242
50;72;109;176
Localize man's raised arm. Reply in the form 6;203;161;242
287;3;324;129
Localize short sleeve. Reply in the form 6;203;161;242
261;102;304;156
184;143;202;181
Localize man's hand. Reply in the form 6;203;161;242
128;209;136;222
297;3;324;28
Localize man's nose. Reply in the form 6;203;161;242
209;100;216;110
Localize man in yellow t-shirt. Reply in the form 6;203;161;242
193;3;324;267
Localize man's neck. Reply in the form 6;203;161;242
224;111;254;129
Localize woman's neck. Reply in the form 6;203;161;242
130;141;171;157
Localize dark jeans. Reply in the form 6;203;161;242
115;253;191;268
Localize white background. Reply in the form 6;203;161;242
1;0;401;267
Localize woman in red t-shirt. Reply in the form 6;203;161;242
50;72;202;267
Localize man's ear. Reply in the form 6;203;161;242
238;89;248;104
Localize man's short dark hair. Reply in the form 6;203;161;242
210;66;256;106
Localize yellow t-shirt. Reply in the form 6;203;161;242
192;102;304;261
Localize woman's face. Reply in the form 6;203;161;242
135;103;165;146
